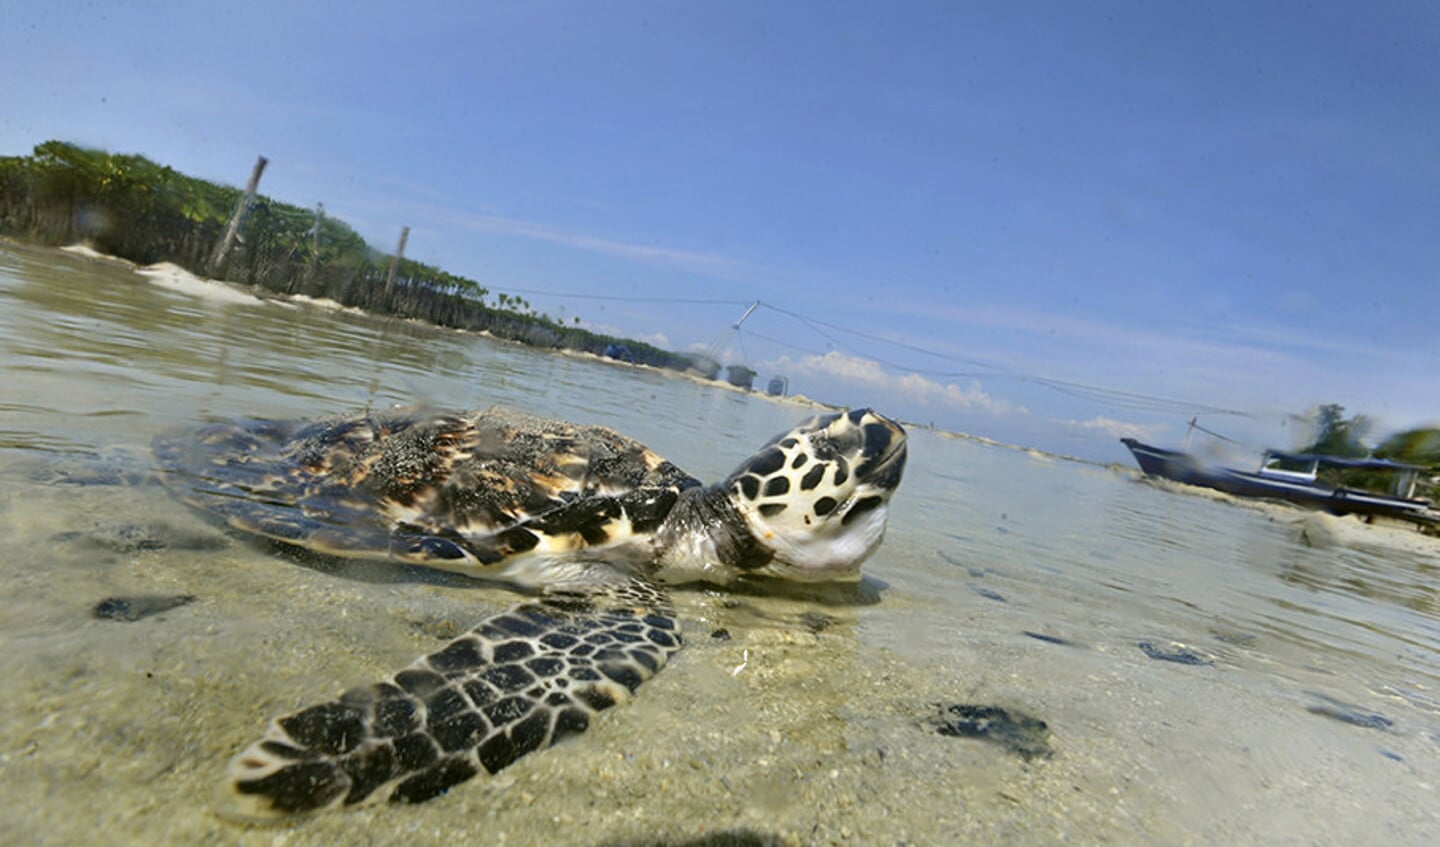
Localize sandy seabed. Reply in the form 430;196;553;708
2;471;1437;847
3;242;1438;846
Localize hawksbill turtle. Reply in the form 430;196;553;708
152;405;907;818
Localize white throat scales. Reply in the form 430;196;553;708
653;410;907;585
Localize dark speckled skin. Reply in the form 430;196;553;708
152;405;908;818
226;578;679;817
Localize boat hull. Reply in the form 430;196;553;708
1120;438;1434;522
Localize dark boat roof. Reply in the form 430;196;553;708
1261;450;1426;473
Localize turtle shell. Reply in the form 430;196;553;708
153;406;701;572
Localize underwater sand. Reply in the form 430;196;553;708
2;243;1437;845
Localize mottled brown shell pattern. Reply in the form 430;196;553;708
153;406;700;571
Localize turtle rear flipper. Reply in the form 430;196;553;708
222;578;680;819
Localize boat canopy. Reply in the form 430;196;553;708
1261;450;1427;473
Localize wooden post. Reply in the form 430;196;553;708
308;202;324;282
209;155;268;273
384;225;410;292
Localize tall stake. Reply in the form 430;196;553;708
209;155;269;274
308;203;324;282
384;225;410;292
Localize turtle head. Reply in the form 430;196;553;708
724;409;907;581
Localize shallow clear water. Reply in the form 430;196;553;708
2;242;1437;845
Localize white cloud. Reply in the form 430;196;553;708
842;298;1408;423
445;212;742;277
323;180;746;279
773;351;1022;415
781;350;887;382
1063;415;1167;442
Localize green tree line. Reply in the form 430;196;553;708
1301;404;1440;501
0;141;697;369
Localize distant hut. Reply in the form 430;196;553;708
603;343;634;363
725;365;757;390
766;375;788;396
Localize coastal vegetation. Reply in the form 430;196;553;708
1375;427;1440;502
0;141;697;371
1302;404;1440;500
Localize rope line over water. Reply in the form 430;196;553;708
492;287;1257;419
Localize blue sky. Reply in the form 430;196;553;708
4;1;1438;461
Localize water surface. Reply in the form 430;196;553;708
2;243;1437;845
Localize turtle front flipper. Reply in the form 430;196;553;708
223;578;680;819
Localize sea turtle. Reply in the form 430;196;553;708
152;405;907;818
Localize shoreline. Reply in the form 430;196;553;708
16;239;1433;546
37;239;1094;464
